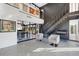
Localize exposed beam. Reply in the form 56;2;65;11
32;3;40;8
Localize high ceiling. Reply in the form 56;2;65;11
33;3;47;7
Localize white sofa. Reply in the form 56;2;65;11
36;33;43;41
48;34;60;47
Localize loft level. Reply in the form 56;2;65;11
6;3;40;18
0;4;44;24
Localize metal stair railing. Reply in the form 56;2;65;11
46;13;69;34
43;5;69;32
46;11;79;34
42;10;65;32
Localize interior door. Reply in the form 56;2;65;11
69;20;78;41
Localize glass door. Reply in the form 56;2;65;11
69;20;78;41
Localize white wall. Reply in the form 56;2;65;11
69;3;79;12
0;19;17;49
0;4;18;49
0;32;17;48
0;3;44;49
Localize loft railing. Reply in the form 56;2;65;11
46;11;79;34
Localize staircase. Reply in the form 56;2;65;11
42;4;69;34
42;11;79;39
55;30;69;39
46;11;79;34
46;12;69;34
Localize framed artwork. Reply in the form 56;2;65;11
0;19;16;32
14;3;23;9
36;8;40;15
29;7;36;15
23;4;29;13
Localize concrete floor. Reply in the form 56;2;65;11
0;39;79;56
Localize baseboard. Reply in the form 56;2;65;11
69;40;79;42
17;39;33;43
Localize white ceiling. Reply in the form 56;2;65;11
34;3;47;7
